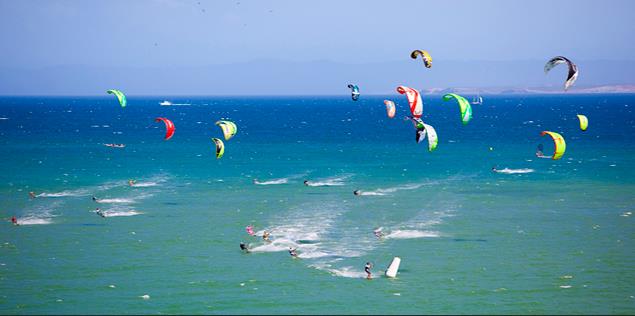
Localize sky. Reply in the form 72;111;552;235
0;0;634;95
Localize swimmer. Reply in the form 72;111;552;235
365;262;373;280
289;247;298;258
240;242;250;253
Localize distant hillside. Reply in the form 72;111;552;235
422;85;635;95
1;60;634;95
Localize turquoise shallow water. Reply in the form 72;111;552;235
0;95;634;314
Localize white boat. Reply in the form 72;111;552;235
159;100;173;106
471;93;483;105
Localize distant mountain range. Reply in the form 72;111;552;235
1;59;634;95
422;85;635;95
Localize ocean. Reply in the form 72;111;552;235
0;94;634;314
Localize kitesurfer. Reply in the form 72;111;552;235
29;191;36;199
262;231;271;242
289;247;298;258
365;262;373;279
353;190;361;196
240;242;250;253
303;180;309;186
373;228;384;239
128;179;136;187
95;208;106;218
11;216;18;226
92;196;99;202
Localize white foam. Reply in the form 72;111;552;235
132;182;159;187
306;175;351;187
254;178;289;185
37;189;89;197
306;181;345;187
359;183;425;196
103;210;143;217
96;198;135;204
494;168;534;174
16;217;54;225
359;191;386;196
321;266;367;279
384;230;440;239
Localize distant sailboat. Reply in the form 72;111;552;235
471;93;483;105
159;100;173;106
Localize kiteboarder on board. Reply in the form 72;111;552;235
95;208;106;218
288;247;298;258
365;262;373;280
11;216;18;226
373;227;384;239
240;242;250;253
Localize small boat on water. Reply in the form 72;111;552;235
159;100;173;106
471;93;483;105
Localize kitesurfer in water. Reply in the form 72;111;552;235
373;228;384;239
29;192;36;199
353;190;361;196
128;179;136;187
95;208;106;218
11;216;18;226
240;242;250;253
262;231;271;242
289;247;298;258
303;180;309;186
365;262;373;279
92;196;99;202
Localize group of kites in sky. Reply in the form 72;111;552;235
106;89;236;158
346;52;586;160
105;52;585;161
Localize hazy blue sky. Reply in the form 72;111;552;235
1;0;634;94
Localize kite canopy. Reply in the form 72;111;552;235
383;100;396;118
410;50;432;68
422;123;438;152
347;84;360;101
396;86;423;119
545;56;579;91
211;138;225;159
540;131;566;160
442;93;472;125
155;117;175;140
576;114;588;131
106;89;127;108
215;120;238;140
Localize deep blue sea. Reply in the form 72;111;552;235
0;94;634;314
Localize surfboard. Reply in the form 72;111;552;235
385;257;401;278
